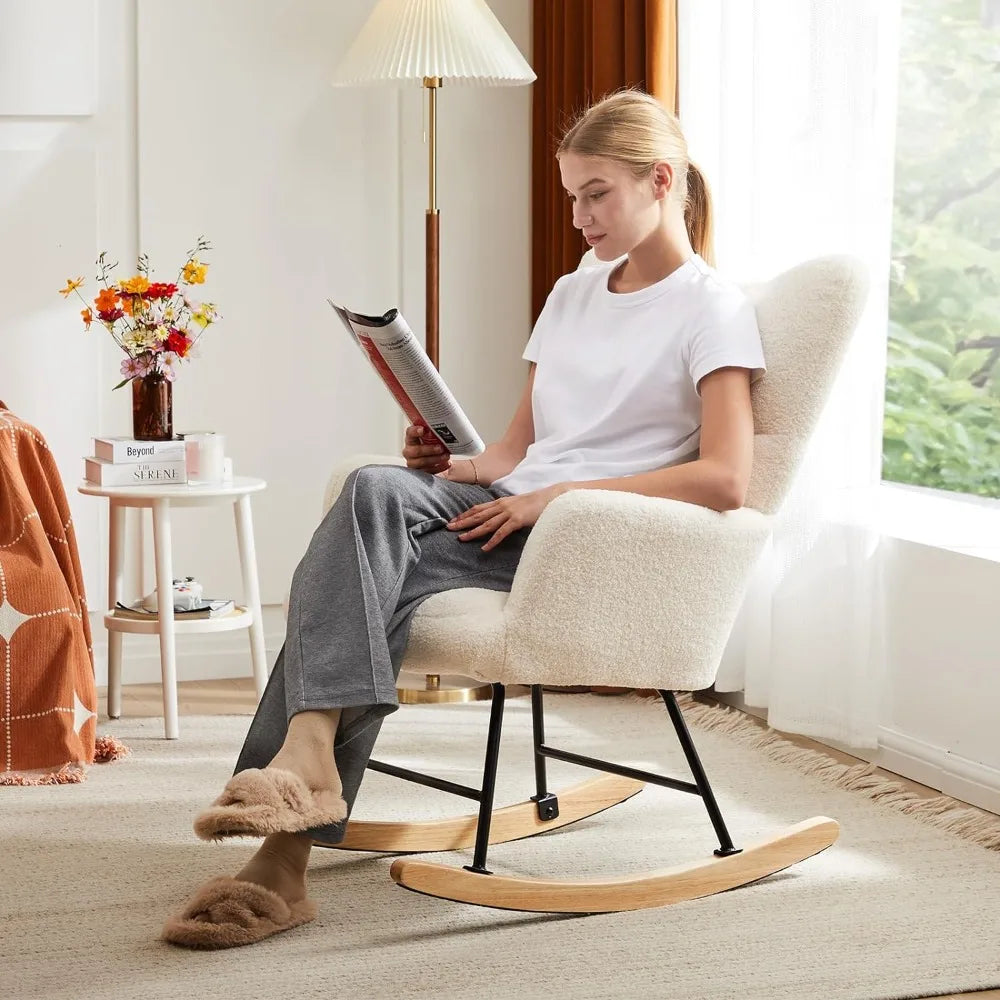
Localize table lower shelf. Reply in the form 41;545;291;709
104;606;252;635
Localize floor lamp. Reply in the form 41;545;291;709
331;0;535;703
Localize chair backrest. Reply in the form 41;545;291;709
742;256;868;514
577;251;869;516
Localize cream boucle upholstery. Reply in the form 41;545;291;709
743;256;868;514
323;256;867;692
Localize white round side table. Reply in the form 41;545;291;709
79;476;268;739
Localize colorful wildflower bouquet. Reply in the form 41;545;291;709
60;237;220;439
59;236;220;389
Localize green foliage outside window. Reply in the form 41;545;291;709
883;0;1000;497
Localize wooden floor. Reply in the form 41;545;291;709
102;678;1000;1000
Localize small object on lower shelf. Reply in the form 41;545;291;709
113;599;236;621
140;577;203;612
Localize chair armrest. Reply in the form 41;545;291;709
502;489;772;691
322;453;406;516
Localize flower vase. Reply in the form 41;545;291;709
131;374;173;441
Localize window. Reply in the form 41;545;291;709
882;0;1000;500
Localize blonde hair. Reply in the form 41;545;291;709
557;90;714;266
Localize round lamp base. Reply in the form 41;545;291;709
396;671;494;704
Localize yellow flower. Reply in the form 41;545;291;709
182;260;208;284
119;276;150;295
59;277;84;298
153;325;170;342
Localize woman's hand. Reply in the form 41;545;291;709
438;460;478;483
447;484;569;552
402;423;450;475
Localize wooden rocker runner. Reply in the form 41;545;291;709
314;256;866;914
315;686;839;913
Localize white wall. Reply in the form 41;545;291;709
2;0;533;683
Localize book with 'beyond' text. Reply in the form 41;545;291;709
94;436;186;464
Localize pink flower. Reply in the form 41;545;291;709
135;353;155;377
120;356;143;379
156;351;179;381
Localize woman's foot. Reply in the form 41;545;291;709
162;834;316;949
193;766;347;840
193;709;347;840
266;728;343;804
233;832;311;906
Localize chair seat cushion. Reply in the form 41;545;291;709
403;588;508;682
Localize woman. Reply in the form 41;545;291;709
162;89;765;948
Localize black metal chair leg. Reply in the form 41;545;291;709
463;683;506;875
529;686;560;821
660;690;742;857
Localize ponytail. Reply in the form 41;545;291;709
684;162;714;267
559;91;716;265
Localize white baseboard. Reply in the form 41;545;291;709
710;691;1000;816
89;605;285;688
875;727;1000;817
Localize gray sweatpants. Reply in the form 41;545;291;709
233;463;530;844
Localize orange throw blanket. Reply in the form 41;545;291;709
0;401;98;780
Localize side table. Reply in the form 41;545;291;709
79;476;269;739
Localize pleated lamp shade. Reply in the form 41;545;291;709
331;0;535;87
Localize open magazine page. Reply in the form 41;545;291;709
328;300;485;459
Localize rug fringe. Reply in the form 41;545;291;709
94;734;132;763
0;763;86;786
1;733;132;786
669;694;1000;852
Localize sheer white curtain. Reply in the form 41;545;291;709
678;0;902;747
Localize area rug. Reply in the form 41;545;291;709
2;695;999;1000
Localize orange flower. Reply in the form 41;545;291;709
119;275;150;295
59;277;84;298
120;296;147;317
81;307;93;330
95;288;119;312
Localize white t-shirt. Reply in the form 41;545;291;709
492;254;765;496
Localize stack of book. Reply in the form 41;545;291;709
84;436;187;486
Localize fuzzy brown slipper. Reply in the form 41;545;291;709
161;876;317;949
193;767;347;841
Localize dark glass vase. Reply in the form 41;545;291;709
131;374;173;441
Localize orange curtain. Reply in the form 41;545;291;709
531;0;678;321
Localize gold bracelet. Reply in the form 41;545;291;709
469;458;480;486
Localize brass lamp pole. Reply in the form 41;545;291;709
425;76;440;368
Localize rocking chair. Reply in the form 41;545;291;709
314;255;868;913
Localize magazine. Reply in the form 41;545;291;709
113;599;236;621
328;300;485;460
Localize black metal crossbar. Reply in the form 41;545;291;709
534;744;700;795
366;759;481;802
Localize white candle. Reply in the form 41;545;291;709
186;433;226;485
